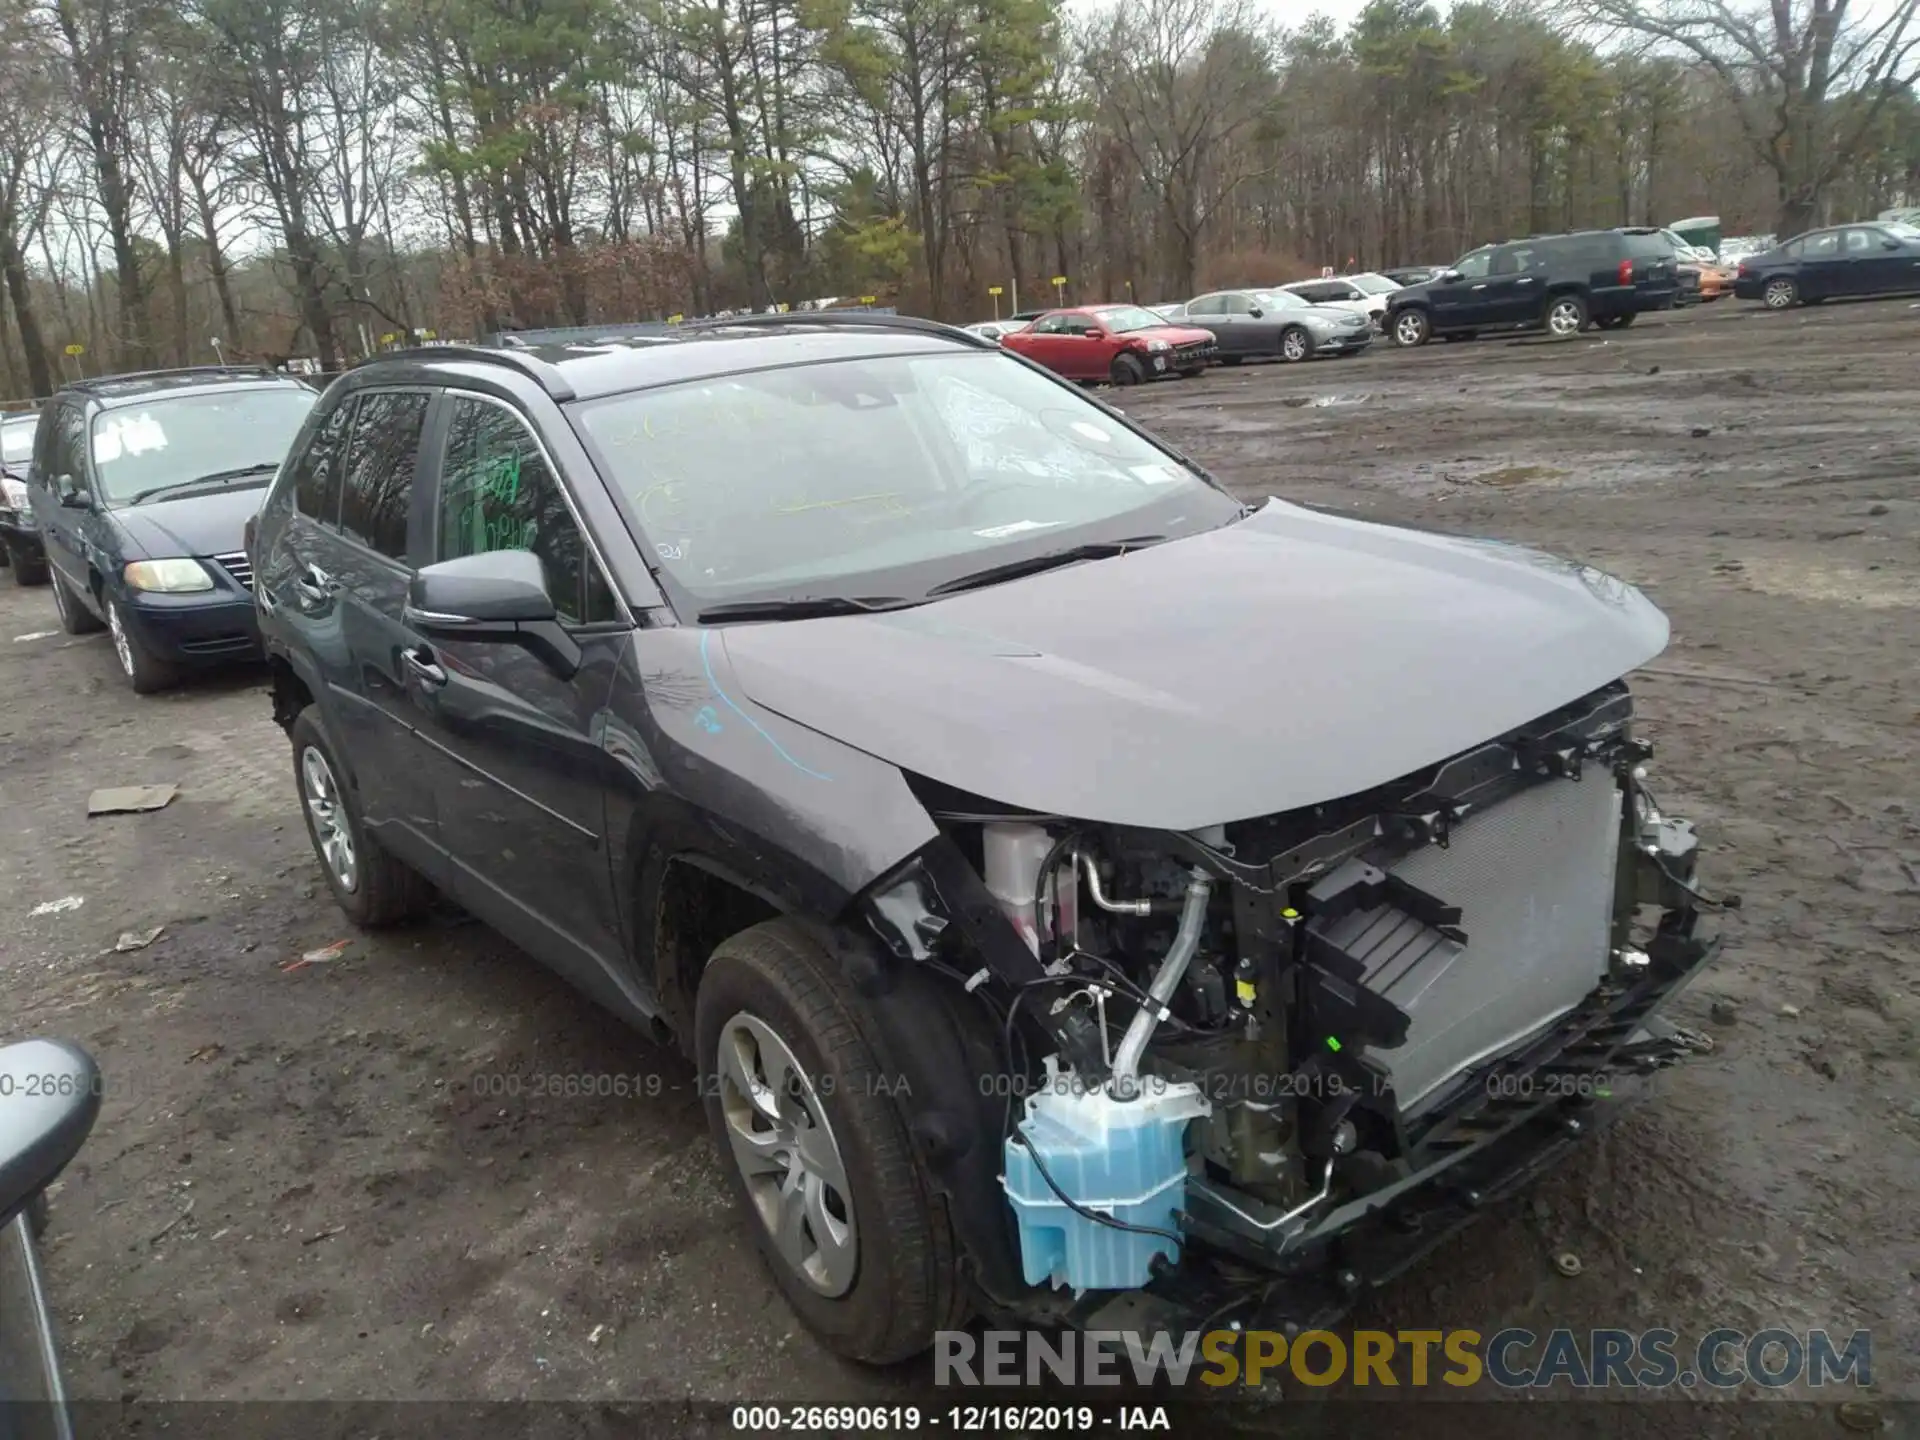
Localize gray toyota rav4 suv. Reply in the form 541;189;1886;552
251;314;1720;1362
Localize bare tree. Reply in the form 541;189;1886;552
1583;0;1920;235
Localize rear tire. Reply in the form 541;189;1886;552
697;919;965;1363
289;707;432;928
49;570;102;634
1763;276;1798;310
4;540;46;585
1109;354;1146;386
1545;293;1589;338
1391;309;1430;347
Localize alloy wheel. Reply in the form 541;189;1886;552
1282;330;1308;362
1548;300;1584;337
1764;279;1795;310
1393;312;1426;346
715;1011;858;1298
300;745;358;892
107;603;134;678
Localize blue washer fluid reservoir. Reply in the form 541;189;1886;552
1002;1059;1210;1292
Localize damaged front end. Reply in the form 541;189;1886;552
860;679;1722;1330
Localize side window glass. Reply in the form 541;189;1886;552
52;405;87;491
1062;315;1092;335
1186;295;1222;317
1454;250;1493;279
1221;294;1254;315
1805;232;1839;257
1844;229;1874;254
436;397;616;625
339;391;429;560
1032;314;1064;334
1781;238;1802;259
292;399;356;525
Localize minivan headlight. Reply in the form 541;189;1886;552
124;558;215;593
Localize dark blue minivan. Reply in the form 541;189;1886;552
25;367;316;692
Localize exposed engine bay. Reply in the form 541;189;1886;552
863;678;1722;1325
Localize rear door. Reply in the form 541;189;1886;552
1796;230;1845;300
264;388;449;878
409;390;633;1005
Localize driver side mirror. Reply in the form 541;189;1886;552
0;1039;102;1227
54;475;89;509
405;549;581;679
1082;328;1107;341
1441;270;1464;283
1247;308;1263;319
1883;238;1902;250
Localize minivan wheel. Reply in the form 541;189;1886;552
1278;327;1311;363
697;919;963;1363
1546;294;1588;338
107;597;178;695
288;707;431;927
1391;309;1430;347
49;571;102;635
1763;276;1798;310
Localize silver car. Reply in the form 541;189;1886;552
1181;287;1374;363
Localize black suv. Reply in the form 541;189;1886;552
1385;230;1680;346
24;367;316;691
253;315;1716;1364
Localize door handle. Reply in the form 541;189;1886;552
1471;283;1488;290
402;646;448;688
1515;276;1536;284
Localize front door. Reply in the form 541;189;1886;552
1482;243;1547;327
1427;249;1496;329
409;390;634;1010
31;402;96;605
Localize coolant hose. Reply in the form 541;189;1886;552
1109;868;1212;1095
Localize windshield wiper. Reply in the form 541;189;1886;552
125;463;279;506
696;595;919;623
925;537;1165;598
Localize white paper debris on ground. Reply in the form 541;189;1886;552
114;926;165;953
88;784;179;816
11;631;57;643
31;896;84;916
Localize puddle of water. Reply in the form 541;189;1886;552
1280;393;1378;409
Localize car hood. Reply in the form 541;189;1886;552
1122;324;1215;346
109;485;266;559
718;500;1670;830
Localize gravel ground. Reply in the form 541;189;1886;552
1;297;1914;1424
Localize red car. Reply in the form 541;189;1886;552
1000;304;1217;385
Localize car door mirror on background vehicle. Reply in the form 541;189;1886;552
1441;270;1463;283
0;1039;102;1227
1247;308;1263;318
54;475;88;508
1883;238;1903;250
405;550;581;680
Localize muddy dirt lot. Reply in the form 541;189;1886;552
1;298;1915;1422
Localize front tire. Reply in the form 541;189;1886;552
1278;326;1311;363
49;570;102;634
1545;293;1589;338
1109;354;1146;386
289;707;432;928
1763;276;1798;310
697;919;963;1363
107;596;179;695
1391;309;1430;347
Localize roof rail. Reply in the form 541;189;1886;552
681;311;995;349
63;364;286;392
359;344;576;402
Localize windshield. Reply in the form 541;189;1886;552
90;388;316;504
1256;290;1310;311
1883;221;1920;240
1094;305;1174;334
1345;274;1399;295
572;351;1240;610
1;419;33;464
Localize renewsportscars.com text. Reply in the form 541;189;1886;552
936;1327;1872;1390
